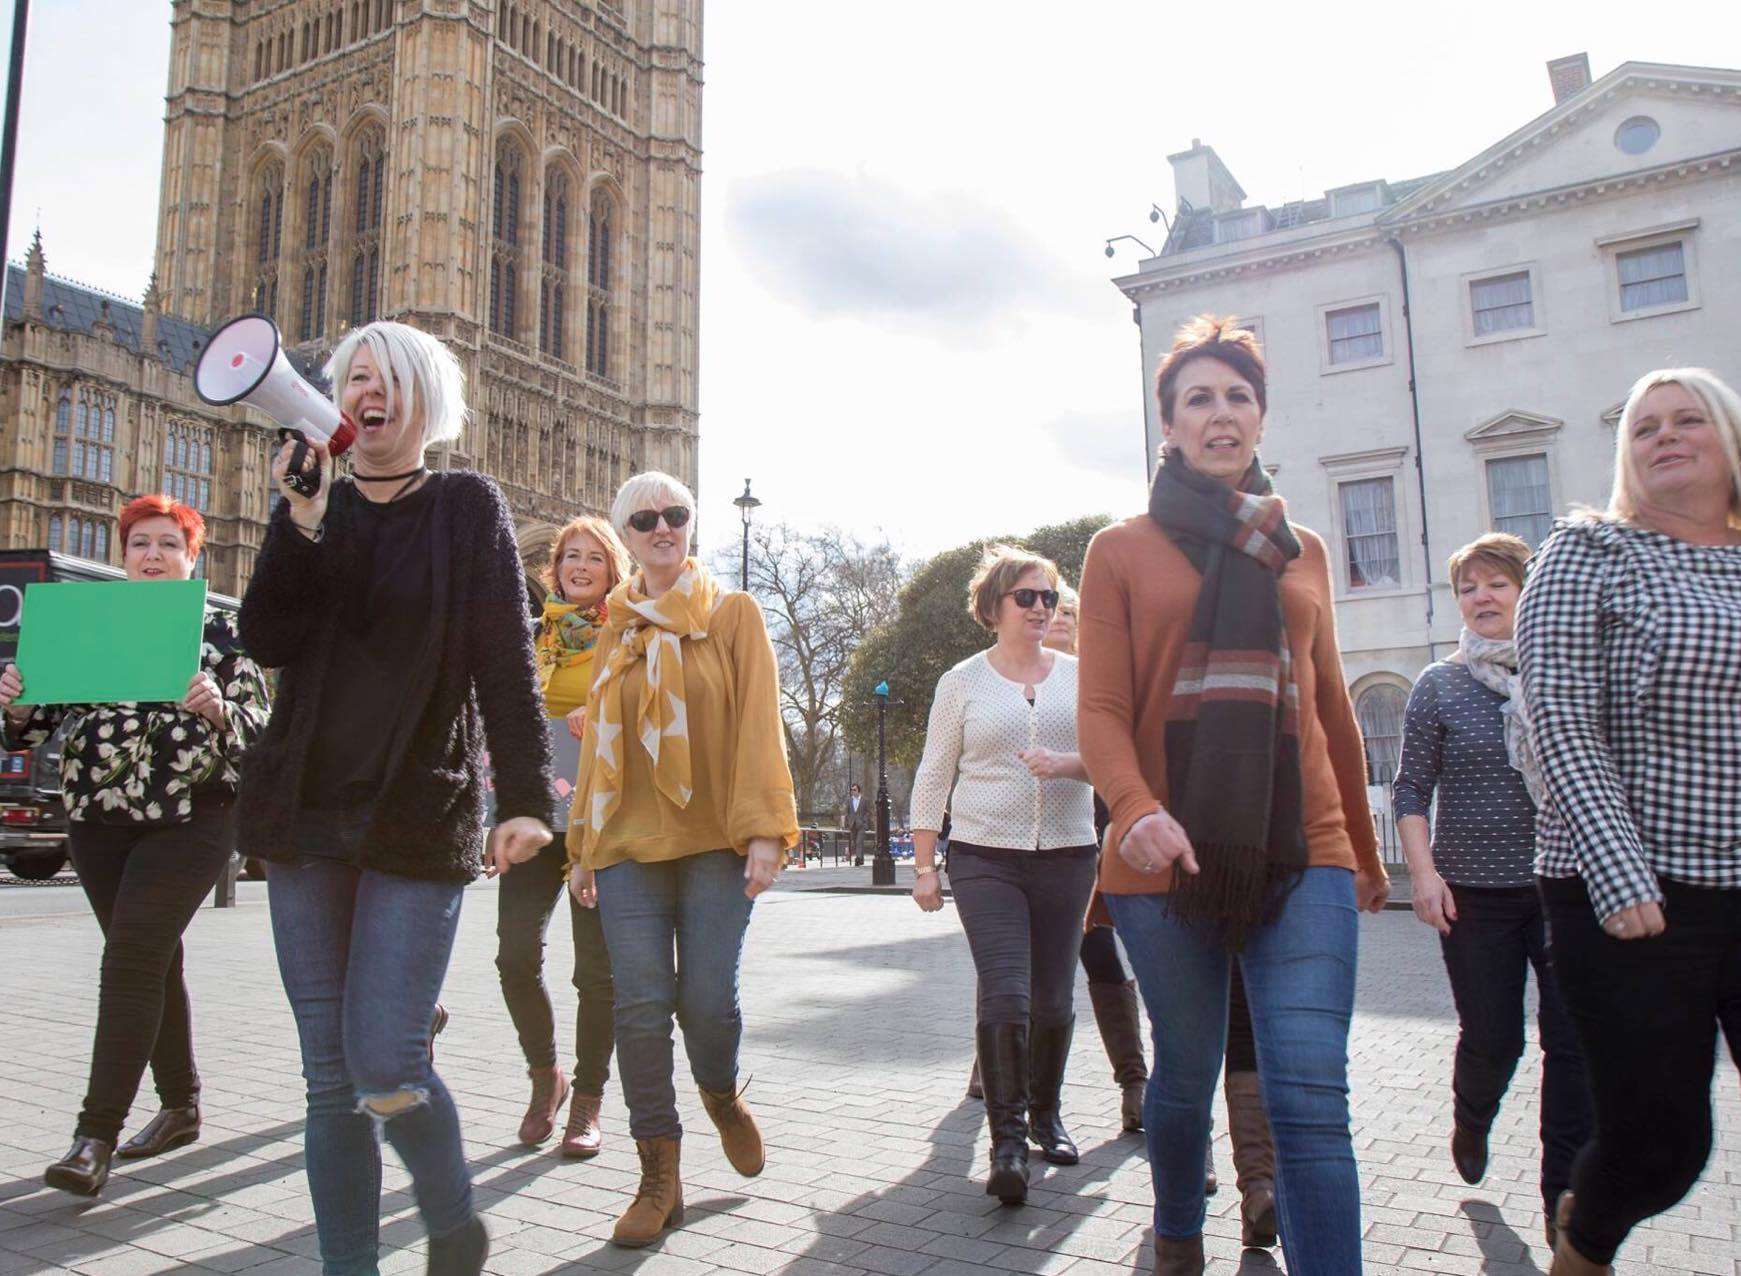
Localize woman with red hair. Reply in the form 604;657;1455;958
0;494;271;1197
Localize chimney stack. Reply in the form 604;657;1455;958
1166;140;1246;214
1547;53;1592;105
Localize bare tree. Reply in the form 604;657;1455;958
717;521;903;818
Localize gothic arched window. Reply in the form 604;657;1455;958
298;148;333;341
490;141;524;339
539;170;571;359
349;127;386;326
585;186;616;379
51;389;70;474
252;162;285;321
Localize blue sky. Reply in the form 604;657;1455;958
6;1;1737;560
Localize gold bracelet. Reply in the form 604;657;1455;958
913;863;939;877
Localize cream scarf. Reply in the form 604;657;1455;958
1456;627;1546;808
572;558;719;855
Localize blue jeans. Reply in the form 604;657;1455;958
268;859;473;1276
595;850;754;1141
1106;866;1362;1274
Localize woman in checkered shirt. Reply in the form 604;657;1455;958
1516;366;1741;1273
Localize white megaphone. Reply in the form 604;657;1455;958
194;314;357;497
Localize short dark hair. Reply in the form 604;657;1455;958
850;783;861;793
1153;315;1267;426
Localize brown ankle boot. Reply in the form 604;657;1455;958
1549;1192;1611;1274
610;1137;683;1248
698;1080;765;1176
1088;980;1148;1133
561;1092;603;1159
1153;1233;1205;1275
1224;1070;1277;1248
517;1066;571;1147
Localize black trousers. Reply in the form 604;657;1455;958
948;844;1097;1027
1439;883;1591;1212
495;838;615;1093
1541;874;1741;1263
66;800;236;1144
1078;924;1129;985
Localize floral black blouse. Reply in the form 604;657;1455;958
2;608;270;825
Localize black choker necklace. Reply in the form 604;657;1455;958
353;466;426;483
355;464;428;503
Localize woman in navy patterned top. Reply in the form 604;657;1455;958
1518;368;1741;1272
1393;533;1590;1246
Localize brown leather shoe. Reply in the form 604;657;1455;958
1153;1232;1205;1275
1549;1191;1611;1274
44;1137;113;1197
429;1003;449;1063
1224;1071;1276;1247
117;1106;201;1160
610;1137;683;1248
517;1067;570;1147
1451;1122;1488;1185
561;1092;603;1159
966;1056;983;1100
698;1080;764;1177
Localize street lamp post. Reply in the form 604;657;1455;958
872;680;894;886
732;478;760;590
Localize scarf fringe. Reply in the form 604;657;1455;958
1164;842;1301;953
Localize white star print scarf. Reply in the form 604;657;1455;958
572;557;719;858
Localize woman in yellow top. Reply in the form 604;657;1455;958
494;515;630;1157
568;470;798;1249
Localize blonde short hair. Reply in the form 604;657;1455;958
1445;533;1530;591
1607;367;1741;526
543;514;633;599
967;543;1061;631
610;470;697;543
1055;581;1080;613
324;321;469;450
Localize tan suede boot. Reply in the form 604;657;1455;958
698;1081;765;1176
1549;1192;1611;1275
1153;1233;1205;1275
610;1137;683;1248
1224;1070;1277;1248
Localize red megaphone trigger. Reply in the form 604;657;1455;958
327;413;358;457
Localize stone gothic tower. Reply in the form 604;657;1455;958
153;0;703;541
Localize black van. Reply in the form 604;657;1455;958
0;549;245;882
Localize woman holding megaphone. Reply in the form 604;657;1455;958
1;496;270;1198
236;320;554;1276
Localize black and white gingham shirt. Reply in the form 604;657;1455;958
1516;517;1741;920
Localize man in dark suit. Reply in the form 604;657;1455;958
844;783;869;866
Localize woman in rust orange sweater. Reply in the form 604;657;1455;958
1078;317;1388;1276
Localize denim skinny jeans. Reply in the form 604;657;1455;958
268;858;473;1276
1106;865;1362;1274
595;849;754;1141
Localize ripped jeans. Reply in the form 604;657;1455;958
268;858;472;1276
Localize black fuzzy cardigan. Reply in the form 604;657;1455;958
236;472;554;881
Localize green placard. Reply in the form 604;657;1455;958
15;579;208;705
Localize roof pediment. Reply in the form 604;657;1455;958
1465;410;1564;443
1383;63;1741;226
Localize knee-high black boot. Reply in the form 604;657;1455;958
977;1022;1029;1205
1028;1017;1080;1165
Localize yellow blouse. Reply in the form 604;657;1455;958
566;592;799;870
543;653;594;719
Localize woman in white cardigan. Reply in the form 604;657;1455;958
910;545;1098;1207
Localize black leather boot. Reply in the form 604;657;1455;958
977;1022;1029;1205
118;1105;201;1160
44;1136;113;1197
1028;1018;1079;1165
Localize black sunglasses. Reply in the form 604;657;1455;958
626;505;693;534
1004;588;1060;610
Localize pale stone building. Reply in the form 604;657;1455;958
1113;55;1741;814
0;0;703;596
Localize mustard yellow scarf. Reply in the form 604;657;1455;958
534;594;604;693
572;558;719;854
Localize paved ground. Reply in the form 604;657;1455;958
0;870;1735;1274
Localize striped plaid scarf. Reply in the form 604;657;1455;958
1149;450;1308;949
